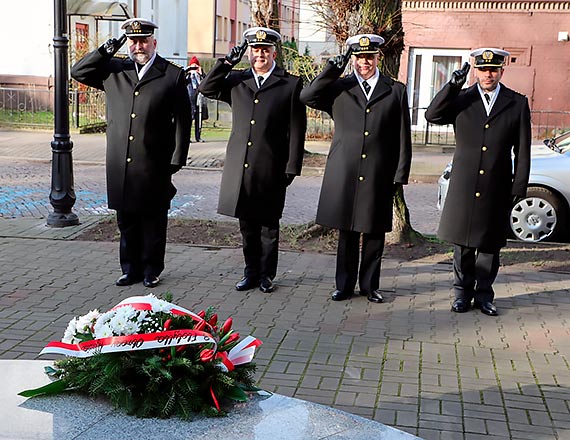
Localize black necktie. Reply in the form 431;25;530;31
362;80;371;95
484;93;490;104
258;76;264;88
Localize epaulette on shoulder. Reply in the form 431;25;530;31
114;54;128;59
168;60;184;69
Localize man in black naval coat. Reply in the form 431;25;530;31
71;18;191;288
300;34;412;303
198;27;306;293
425;48;531;316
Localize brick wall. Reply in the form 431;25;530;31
401;2;570;112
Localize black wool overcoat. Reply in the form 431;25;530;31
425;83;531;249
71;49;191;212
198;59;306;222
300;62;412;234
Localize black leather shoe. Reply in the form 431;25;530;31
259;277;275;293
366;289;384;303
116;274;141;286
331;290;352;301
451;298;471;313
235;277;259;291
196;138;205;143
143;275;160;288
474;301;498;316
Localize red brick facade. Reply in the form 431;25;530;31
400;0;570;112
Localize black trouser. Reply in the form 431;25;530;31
238;218;279;280
190;94;201;141
453;245;500;303
336;230;386;294
116;209;169;278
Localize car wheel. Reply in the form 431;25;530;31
510;187;566;242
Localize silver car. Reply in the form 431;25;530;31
437;130;570;243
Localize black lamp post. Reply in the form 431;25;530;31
47;0;79;227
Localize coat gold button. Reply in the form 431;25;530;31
129;135;134;141
250;120;255;125
479;169;485;175
247;141;252;146
484;124;489;128
364;131;369;136
359;176;364;181
134;91;140;96
131;113;136;118
244;163;249;168
475;192;481;197
361;153;367;159
254;99;259;104
366;108;370;113
127;157;132;163
482;146;488;151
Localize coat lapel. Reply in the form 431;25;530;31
367;75;392;106
242;68;258;93
488;85;514;120
137;55;167;87
343;75;368;107
122;58;139;86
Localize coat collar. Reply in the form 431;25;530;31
344;73;393;107
488;83;514;120
464;83;515;121
122;55;167;86
242;67;287;93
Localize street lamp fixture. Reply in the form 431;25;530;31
48;0;79;227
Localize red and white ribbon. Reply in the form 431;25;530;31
40;329;216;358
111;295;204;321
216;335;263;372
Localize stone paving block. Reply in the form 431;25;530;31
396;410;418;427
420;398;441;415
509;425;557;439
373;408;397;426
417;427;441;440
462;403;507;421
439;431;464;440
485;419;510;437
464;417;486;434
465;434;510;440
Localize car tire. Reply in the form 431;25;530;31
510;187;567;243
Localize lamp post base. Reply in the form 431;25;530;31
46;211;79;228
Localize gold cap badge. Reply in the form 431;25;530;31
256;30;267;41
359;36;370;47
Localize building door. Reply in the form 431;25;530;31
407;48;470;130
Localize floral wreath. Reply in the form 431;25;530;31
20;294;262;418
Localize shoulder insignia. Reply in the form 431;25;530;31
168;60;184;69
114;54;128;59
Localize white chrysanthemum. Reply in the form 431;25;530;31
62;318;79;344
147;295;171;313
93;322;113;339
109;313;129;334
122;320;140;335
136;310;150;323
75;309;100;334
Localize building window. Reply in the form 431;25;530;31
407;48;470;129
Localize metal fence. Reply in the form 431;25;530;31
1;87;569;145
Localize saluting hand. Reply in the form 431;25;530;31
102;34;127;57
225;41;248;66
450;62;470;89
329;47;353;70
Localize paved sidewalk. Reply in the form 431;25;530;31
0;129;453;179
1;129;569;439
0;238;569;439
